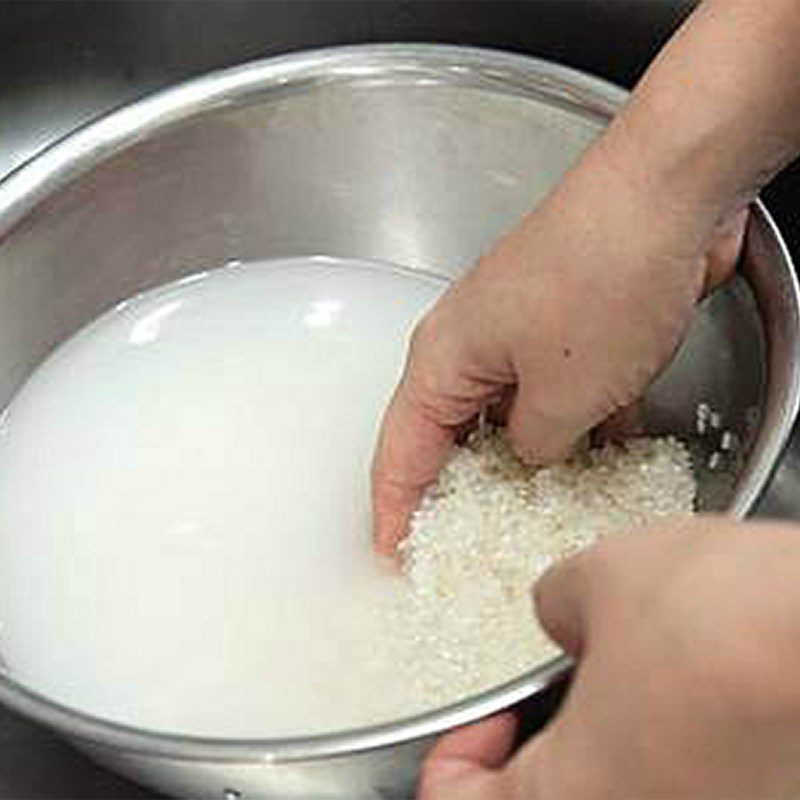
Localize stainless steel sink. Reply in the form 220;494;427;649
1;2;797;798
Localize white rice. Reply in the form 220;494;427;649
372;432;696;717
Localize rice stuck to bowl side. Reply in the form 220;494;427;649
374;432;696;717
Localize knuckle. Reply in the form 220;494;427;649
405;362;447;420
405;319;451;402
408;313;440;356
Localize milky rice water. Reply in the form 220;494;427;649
0;257;695;737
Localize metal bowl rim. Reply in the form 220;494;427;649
0;43;795;763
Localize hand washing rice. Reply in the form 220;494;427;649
0;261;699;737
373;431;696;718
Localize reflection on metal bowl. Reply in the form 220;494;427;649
0;44;797;800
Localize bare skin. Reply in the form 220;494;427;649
420;519;800;800
368;1;800;797
372;0;800;555
372;173;746;554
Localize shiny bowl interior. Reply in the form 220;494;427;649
0;44;797;799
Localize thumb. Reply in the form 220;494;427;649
703;207;748;294
533;550;594;657
417;714;517;800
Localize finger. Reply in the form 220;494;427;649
372;384;455;557
485;386;516;427
505;380;580;465
533;551;593;657
418;767;505;800
592;401;645;447
430;713;518;768
417;714;517;800
703;207;748;294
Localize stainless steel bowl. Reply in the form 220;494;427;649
0;44;797;800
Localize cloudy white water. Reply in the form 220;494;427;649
0;258;443;736
0;257;695;738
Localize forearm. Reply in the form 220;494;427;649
590;0;800;221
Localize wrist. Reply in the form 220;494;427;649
584;112;753;236
536;131;743;302
586;0;800;228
